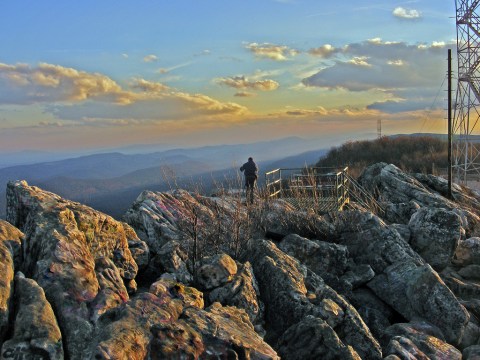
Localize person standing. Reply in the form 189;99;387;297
240;157;258;204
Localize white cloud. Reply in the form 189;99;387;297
0;62;248;123
302;39;454;112
245;42;299;61
143;54;158;63
217;76;279;91
393;7;421;19
234;91;256;97
387;60;406;66
308;44;337;58
348;56;371;67
0;62;134;105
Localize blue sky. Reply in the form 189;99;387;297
0;0;456;152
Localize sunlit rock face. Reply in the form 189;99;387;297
5;180;143;360
1;163;480;359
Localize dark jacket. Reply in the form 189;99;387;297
240;159;258;178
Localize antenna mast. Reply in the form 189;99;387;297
454;0;480;183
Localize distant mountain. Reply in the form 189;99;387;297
0;137;327;219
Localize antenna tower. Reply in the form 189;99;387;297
377;118;382;139
454;0;480;183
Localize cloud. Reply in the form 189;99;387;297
393;7;421;19
143;54;158;62
122;53;129;59
217;76;279;91
0;62;134;105
245;42;299;61
234;92;256;97
131;78;169;93
301;38;452;113
0;61;247;124
308;44;338;58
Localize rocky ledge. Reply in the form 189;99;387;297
0;163;479;359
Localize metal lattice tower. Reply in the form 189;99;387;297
454;0;480;182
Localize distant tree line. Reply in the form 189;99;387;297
316;136;448;177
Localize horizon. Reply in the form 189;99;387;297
1;1;455;153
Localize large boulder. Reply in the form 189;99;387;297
243;239;382;359
1;272;63;360
0;220;23;344
124;190;255;267
276;315;361;360
359;163;480;236
196;253;238;290
5;180;144;360
278;234;348;278
208;261;265;329
89;280;278;359
0;220;23;270
151;240;192;284
151;303;279;360
408;207;463;270
382;322;462;359
0;242;14;346
453;237;480;266
335;209;470;345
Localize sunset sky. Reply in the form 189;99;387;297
0;0;456;153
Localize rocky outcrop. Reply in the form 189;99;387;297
243;239;382;359
5;180;145;360
88;279;277;359
0;220;22;346
382;322;462;359
335;210;470;345
205;259;264;329
2;163;480;358
408;207;463;270
1;272;63;360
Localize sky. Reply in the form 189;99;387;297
0;0;457;153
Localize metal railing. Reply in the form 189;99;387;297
265;167;350;212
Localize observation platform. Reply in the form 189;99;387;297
265;167;350;212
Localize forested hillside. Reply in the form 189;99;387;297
316;136;448;177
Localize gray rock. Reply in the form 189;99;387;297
385;336;429;360
243;239;382;359
276;315;361;360
389;223;411;243
340;264;375;289
89;288;278;359
154;303;279;360
196;253;237;290
90;257;130;323
441;268;480;301
0;220;23;344
335;209;469;345
350;287;394;340
458;264;480;280
383;322;461;359
409;207;463;270
1;272;63;360
6;180;139;360
278;234;349;277
0;242;14;346
0;220;23;270
453;237;480;266
368;260;469;345
126;228;149;272
384;201;420;224
460;321;480;350
463;345;480;360
209;261;265;327
153;240;192;284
